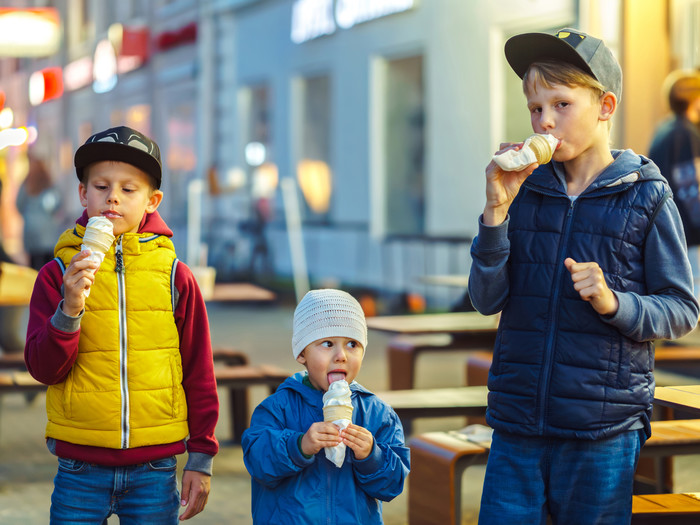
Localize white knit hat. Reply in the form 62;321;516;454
292;289;368;359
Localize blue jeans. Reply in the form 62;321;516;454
50;456;180;525
478;429;645;525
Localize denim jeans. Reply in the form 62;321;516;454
50;456;180;525
478;429;645;525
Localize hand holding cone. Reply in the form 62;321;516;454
492;133;559;171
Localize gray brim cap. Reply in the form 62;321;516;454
505;28;622;102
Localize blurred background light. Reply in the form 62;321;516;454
0;127;29;150
296;159;332;213
0;8;61;57
245;141;266;166
0;107;14;129
29;67;64;106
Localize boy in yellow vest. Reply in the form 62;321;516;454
25;126;219;523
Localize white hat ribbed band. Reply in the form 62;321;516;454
292;289;367;358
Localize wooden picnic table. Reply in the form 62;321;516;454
418;275;469;288
376;385;489;423
654;385;700;416
366;311;498;336
207;283;276;303
367;312;499;390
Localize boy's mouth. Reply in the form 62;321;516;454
102;211;121;219
327;371;346;384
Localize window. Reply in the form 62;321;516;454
296;75;332;220
383;55;424;235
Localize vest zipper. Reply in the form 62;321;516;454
115;236;130;449
537;198;576;434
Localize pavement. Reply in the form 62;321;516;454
1;301;699;524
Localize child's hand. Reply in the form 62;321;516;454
483;143;539;226
340;424;374;460
301;422;341;456
62;250;100;316
564;258;619;316
179;470;211;520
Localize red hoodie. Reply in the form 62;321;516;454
24;210;219;469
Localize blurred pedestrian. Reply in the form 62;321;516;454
0;177;27;355
16;154;64;270
648;70;700;296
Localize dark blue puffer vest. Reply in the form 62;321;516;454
486;150;670;440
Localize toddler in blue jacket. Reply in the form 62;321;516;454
242;289;410;524
469;28;699;524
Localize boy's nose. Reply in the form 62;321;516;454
334;349;347;362
538;110;555;131
106;189;119;203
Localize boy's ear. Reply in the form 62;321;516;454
146;189;164;213
78;182;88;208
296;351;306;366
599;91;617;122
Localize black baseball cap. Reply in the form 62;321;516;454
74;126;162;189
505;28;622;102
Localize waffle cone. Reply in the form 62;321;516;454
323;404;353;422
527;134;555;165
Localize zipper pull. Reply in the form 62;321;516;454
115;236;125;273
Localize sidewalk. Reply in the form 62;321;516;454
1;302;698;524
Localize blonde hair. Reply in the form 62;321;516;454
523;60;613;130
523;60;606;99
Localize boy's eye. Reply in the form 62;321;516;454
321;340;333;348
347;341;357;349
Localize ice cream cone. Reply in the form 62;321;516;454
81;217;115;297
82;230;115;254
323;404;354;422
527;134;556;165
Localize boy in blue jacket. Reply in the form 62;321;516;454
242;289;410;524
468;28;699;524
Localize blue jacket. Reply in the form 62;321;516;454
469;149;699;440
241;372;410;524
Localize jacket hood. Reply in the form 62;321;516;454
75;209;173;237
526;149;667;195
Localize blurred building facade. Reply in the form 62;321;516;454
1;0;699;308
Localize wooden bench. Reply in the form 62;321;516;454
407;420;700;525
408;430;490;525
375;385;488;436
387;333;496;391
637;419;700;493
632;493;700;524
0;353;26;370
215;364;290;443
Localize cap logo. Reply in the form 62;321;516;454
556;30;585;48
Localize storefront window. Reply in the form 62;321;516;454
296;75;332;220
383;55;424;235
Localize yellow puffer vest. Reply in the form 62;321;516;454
48;224;189;449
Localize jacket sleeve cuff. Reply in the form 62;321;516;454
288;432;315;467
184;452;213;476
50;301;82;333
600;290;636;330
352;440;383;474
475;214;510;252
